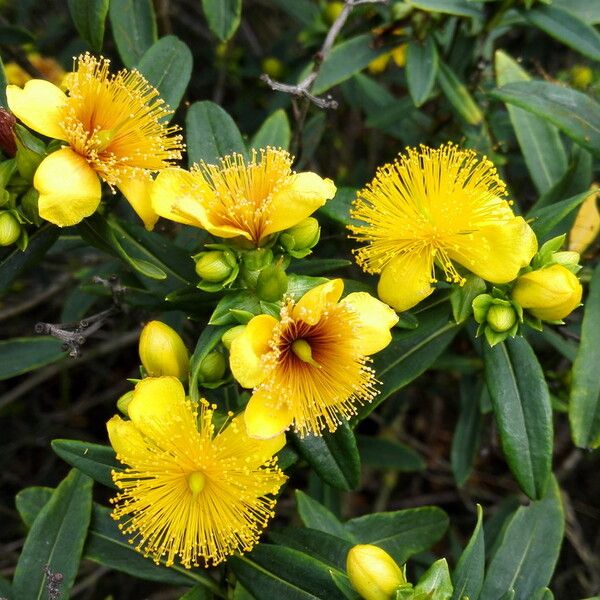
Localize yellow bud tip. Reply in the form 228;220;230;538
187;471;206;496
346;544;405;600
138;321;190;380
291;339;320;368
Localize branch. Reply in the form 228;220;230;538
260;0;388;110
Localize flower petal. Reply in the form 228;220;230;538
151;168;210;227
118;173;158;230
229;315;278;388
128;376;196;440
7;79;67;140
106;414;147;465
244;388;294;440
263;172;336;238
34;147;101;226
448;217;538;283
377;250;434;312
342;292;398;355
293;278;344;325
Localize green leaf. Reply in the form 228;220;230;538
13;469;93;600
15;486;218;589
451;377;482;486
268;0;321;27
407;0;483;18
523;5;600;62
437;61;483;125
344;506;449;565
489;81;600;158
0;25;34;45
552;0;600;24
363;305;460;416
179;585;214;600
51;439;121;489
528;191;590;241
209;291;262;326
109;0;157;67
313;35;386;95
532;589;554;600
230;545;348;600
292;259;352;276
570;262;600;448
450;274;486;324
479;476;564;600
406;36;439;107
0;576;10;599
414;559;453;600
495;50;567;194
189;325;230;400
202;0;242;42
186;101;247;166
451;505;484;600
251;109;291;151
0;224;59;295
484;337;553;500
68;0;109;51
318;187;356;227
0;56;7;108
295;490;352;541
0;337;66;381
137;35;193;111
292;421;361;491
357;435;425;472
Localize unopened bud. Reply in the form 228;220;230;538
195;250;236;283
138;321;190;380
323;1;345;24
0;109;17;157
486;304;517;333
261;57;285;79
0;211;21;246
256;262;288;302
198;351;227;383
347;544;405;600
280;217;320;253
552;251;580;268
221;325;246;350
14;124;45;181
512;264;582;321
116;390;134;416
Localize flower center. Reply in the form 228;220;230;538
291;339;321;368
187;471;206;496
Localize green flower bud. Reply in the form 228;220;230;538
195;250;236;283
14;124;45;182
280;217;320;252
116;390;134;416
0;211;21;246
256;262;288;302
221;325;246;350
198;351;227;383
139;321;190;380
552;250;580;268
347;544;406;600
486;304;518;333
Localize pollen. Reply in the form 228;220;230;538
61;53;183;187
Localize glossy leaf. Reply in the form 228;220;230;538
490;81;600;158
0;337;66;381
344;506;449;565
109;0;157;67
202;0;242;42
251;109;291;151
484;337;553;499
406;36;439;107
186;101;247;166
451;505;485;600
209;291;262;326
495;50;567;194
437;61;483;125
51;439;121;489
528;191;590;241
408;0;483;18
295;490;351;541
450;274;486;324
13;469;92;600
318;187;356;227
414;559;453;600
68;0;109;52
357;435;425;472
292;421;361;491
524;5;600;62
570;262;600;448
552;0;600;23
479;477;564;600
189;325;230;400
137;35;193;111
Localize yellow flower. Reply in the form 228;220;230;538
346;544;405;600
151;147;336;247
138;320;190;380
229;279;398;439
349;143;538;312
512;264;582;321
568;184;599;254
107;376;286;568
6;53;183;228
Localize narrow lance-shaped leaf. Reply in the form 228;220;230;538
295;490;352;541
0;337;66;381
437;61;483;125
202;0;242;42
406;36;439;107
451;505;485;600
